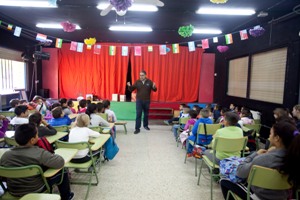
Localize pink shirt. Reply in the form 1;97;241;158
184;118;197;131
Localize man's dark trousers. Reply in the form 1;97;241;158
135;99;150;130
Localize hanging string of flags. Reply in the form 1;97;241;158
0;19;265;56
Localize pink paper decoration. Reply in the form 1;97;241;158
60;21;76;32
217;45;229;53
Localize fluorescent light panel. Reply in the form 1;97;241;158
109;26;152;32
196;8;255;16
36;23;81;30
193;29;222;34
0;0;57;8
97;3;158;12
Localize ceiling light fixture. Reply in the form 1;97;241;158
193;28;222;34
196;8;255;16
109;26;152;32
97;3;158;12
36;23;81;30
0;0;57;8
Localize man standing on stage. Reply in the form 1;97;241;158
127;70;157;134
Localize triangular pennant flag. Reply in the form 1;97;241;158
213;37;218;43
36;33;47;42
7;24;13;30
70;41;78;51
122;46;128;56
201;39;209;49
225;34;233;44
148;46;153;52
172;43;180;54
159;45;167;55
86;44;92;50
239;29;248;40
134;46;142;56
55;38;63;48
14;26;22;37
94;44;101;54
188;41;195;52
77;42;84;52
109;46;116;56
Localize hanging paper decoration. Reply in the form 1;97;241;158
240;29;248;40
94;44;101;54
213;37;218;43
56;38;63;48
61;21;76;32
110;0;132;12
210;0;228;4
159;45;167;55
178;24;194;38
70;41;78;51
134;46;141;56
77;43;84;52
249;26;265;37
7;24;13;30
36;33;47;42
225;34;233;44
166;47;171;53
109;46;116;56
148;46;153;52
122;46;128;56
172;44;179;54
14;26;22;37
188;41;195;52
217;45;229;53
84;37;96;50
201;39;209;49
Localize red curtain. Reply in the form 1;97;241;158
58;43;129;99
130;45;204;102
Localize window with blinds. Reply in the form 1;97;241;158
249;48;287;104
227;56;249;98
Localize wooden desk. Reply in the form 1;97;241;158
68;113;78;120
44;148;78;178
20;193;61;200
89;134;110;151
46;132;69;144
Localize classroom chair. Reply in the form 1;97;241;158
114;121;127;134
20;193;61;200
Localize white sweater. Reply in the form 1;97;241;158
69;127;101;158
90;114;110;127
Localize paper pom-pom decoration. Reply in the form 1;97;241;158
110;0;132;12
217;45;229;53
60;21;76;32
249;26;265;37
178;25;194;38
84;38;97;45
210;0;228;4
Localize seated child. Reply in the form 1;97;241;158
216;107;230;124
203;112;243;164
59;98;72;115
67;99;76;114
69;114;102;163
0;123;74;200
10;105;29;125
29;112;57;137
187;108;213;155
0;115;9;138
77;99;87;114
32;95;47;115
179;110;198;144
213;104;221;122
8;99;20;112
164;103;186;125
172;105;190;139
103;100;117;122
86;103;110;127
48;106;72;127
238;108;254;127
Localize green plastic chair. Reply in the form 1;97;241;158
20;193;61;200
88;126;103;133
226;165;291;200
198;136;248;200
53;125;69;133
4;137;18;147
175;117;190;142
0;165;52;200
97;113;108;121
0;112;15;118
184;123;222;177
55;141;99;200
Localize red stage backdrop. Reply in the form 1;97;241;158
130;45;204;102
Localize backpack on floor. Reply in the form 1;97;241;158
104;136;119;160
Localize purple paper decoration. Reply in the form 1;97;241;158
217;45;229;53
109;0;132;12
60;21;76;32
249;27;265;37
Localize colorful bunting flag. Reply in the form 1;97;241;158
77;42;84;52
201;39;209;49
7;24;13;30
134;46;142;56
213;37;218;43
225;34;233;44
122;46;128;56
188;41;195;52
13;26;22;37
94;44;101;54
109;46;116;56
86;45;92;50
36;33;47;42
70;41;78;51
239;29;248;40
159;45;167;55
172;43;180;54
148;46;153;52
55;38;63;48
